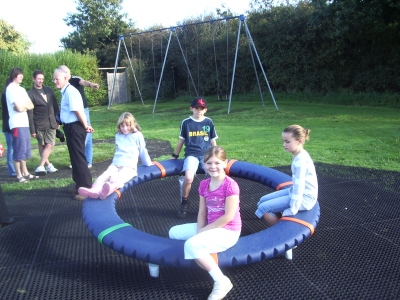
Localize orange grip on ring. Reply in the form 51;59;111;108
224;159;237;176
280;217;315;235
210;253;218;265
276;181;293;191
115;189;121;199
152;161;166;178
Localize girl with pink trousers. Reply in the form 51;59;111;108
78;112;152;199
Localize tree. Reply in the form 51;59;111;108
61;0;132;67
0;19;31;54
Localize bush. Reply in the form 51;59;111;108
0;49;107;106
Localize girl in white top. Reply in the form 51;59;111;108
78;112;152;199
255;124;318;226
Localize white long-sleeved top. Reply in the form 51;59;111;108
283;149;318;216
112;131;152;167
6;82;30;129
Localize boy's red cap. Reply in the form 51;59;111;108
191;97;207;108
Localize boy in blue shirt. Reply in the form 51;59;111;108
171;97;218;218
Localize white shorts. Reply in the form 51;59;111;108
169;223;241;259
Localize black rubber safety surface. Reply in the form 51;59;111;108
0;163;399;299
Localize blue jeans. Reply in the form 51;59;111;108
255;188;290;218
3;131;16;176
84;108;93;165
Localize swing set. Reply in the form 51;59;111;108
109;15;278;114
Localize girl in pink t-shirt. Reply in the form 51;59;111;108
168;146;241;300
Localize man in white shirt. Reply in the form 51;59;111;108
53;68;94;200
58;65;98;168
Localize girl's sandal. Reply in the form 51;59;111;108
23;173;40;180
17;177;29;183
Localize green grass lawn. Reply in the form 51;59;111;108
1;93;399;192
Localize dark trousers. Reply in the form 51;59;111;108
63;122;92;189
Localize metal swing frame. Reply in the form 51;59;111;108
109;15;278;114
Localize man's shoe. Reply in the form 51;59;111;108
177;203;189;219
68;187;78;195
208;276;233;300
73;194;86;201
35;166;47;176
46;163;58;173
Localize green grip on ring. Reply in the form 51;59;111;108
97;223;132;244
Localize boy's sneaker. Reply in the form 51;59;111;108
208;276;233;300
46;163;58;173
177;202;189;219
35;166;47;176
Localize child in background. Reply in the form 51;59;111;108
171;97;218;218
169;146;241;300
78;112;152;199
255;124;318;226
1;90;16;177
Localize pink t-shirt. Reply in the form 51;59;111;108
198;176;242;231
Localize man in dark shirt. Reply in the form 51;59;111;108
27;70;59;175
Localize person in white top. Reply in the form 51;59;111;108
5;68;36;183
255;124;318;225
53;68;94;200
78;112;153;200
58;65;98;168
